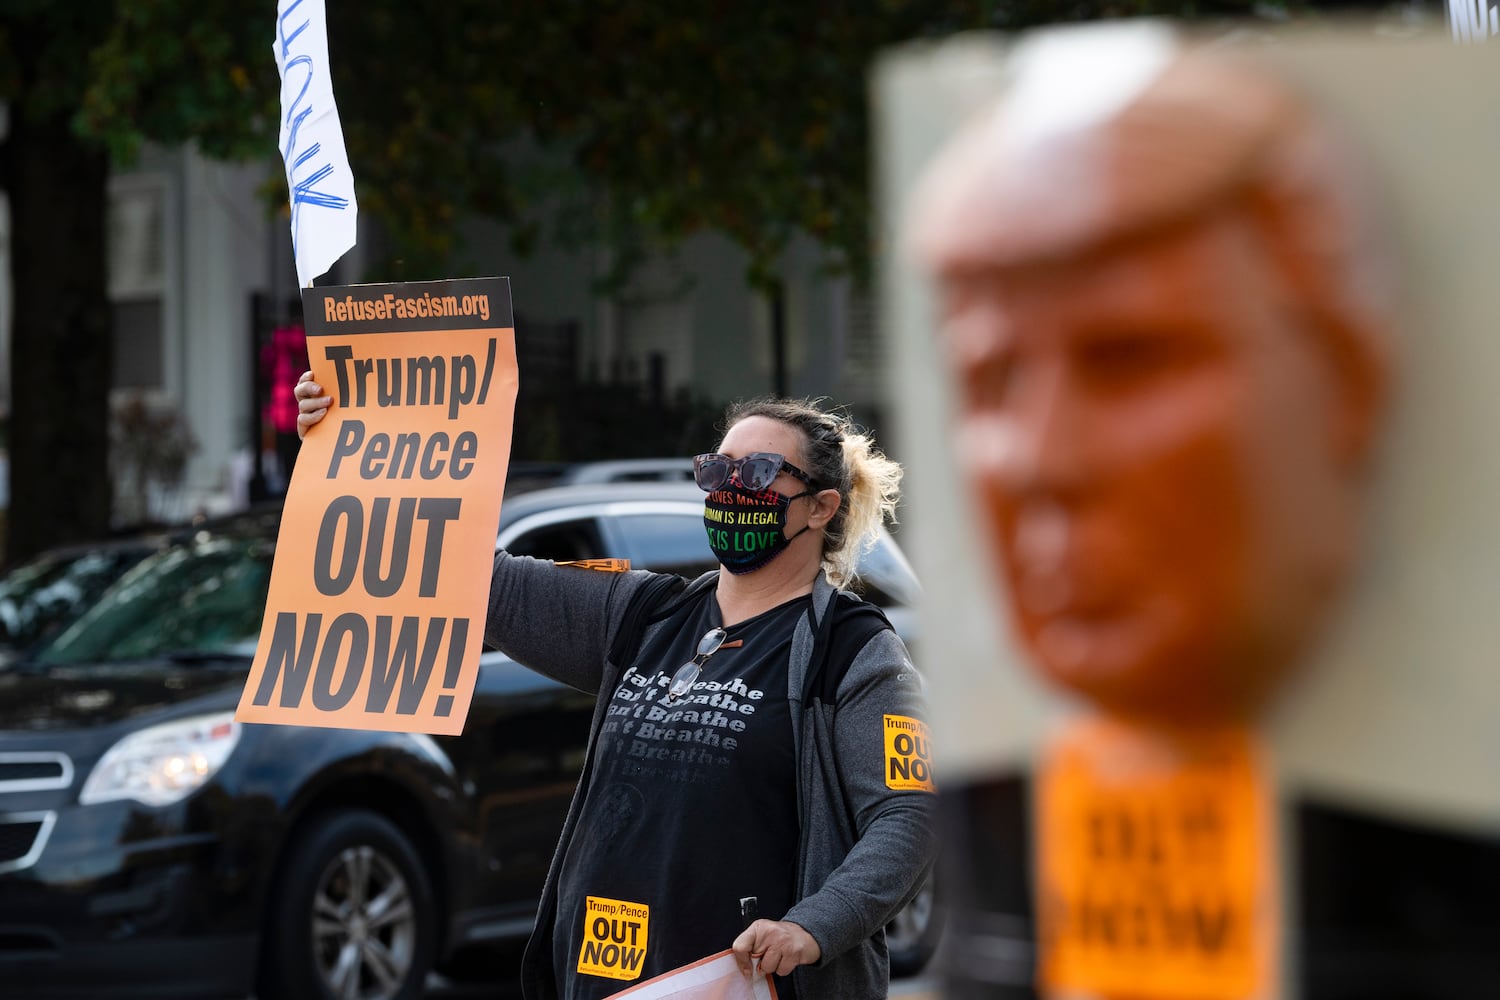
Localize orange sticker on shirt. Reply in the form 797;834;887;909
578;896;650;981
883;714;935;791
1036;720;1276;1000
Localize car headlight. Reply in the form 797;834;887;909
80;712;242;807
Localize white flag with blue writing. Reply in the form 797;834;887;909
1450;0;1499;42
274;0;358;287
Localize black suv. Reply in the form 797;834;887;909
0;482;934;999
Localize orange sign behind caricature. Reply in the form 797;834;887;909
911;43;1393;726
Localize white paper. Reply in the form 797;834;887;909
274;0;358;287
610;950;776;1000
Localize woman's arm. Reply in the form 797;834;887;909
779;628;938;962
485;551;661;695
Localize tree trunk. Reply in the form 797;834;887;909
769;277;788;399
4;112;112;564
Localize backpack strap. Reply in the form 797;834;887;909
801;592;894;705
606;571;717;670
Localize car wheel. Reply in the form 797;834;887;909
260;809;437;1000
887;875;942;979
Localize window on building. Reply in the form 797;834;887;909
107;178;167;391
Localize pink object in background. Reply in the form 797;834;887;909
262;324;309;436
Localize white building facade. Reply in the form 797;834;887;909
0;139;887;528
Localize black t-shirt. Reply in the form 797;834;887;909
553;592;809;999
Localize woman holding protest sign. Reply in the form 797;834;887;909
296;372;935;999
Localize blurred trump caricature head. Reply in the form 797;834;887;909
908;22;1395;725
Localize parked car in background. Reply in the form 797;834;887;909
0;535;172;669
504;458;696;497
553;457;696;486
0;483;935;999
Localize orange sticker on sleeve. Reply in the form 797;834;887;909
883;714;935;791
556;558;632;572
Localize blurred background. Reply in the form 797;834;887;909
0;3;1482;1000
0;0;1452;566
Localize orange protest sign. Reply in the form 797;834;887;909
1036;720;1277;1000
236;277;518;736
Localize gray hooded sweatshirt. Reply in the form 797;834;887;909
484;553;936;999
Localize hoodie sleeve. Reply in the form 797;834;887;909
780;627;938;961
484;551;662;695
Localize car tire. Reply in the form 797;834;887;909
887;875;942;979
259;809;437;1000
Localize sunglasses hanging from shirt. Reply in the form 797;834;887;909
667;627;729;701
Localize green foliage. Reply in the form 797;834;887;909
468;0;1282;287
76;0;275;163
4;0;1300;288
0;0;108;125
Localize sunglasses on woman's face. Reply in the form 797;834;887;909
692;452;821;493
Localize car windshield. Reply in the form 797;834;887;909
34;535;274;666
0;546;158;665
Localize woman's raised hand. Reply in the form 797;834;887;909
294;370;333;440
